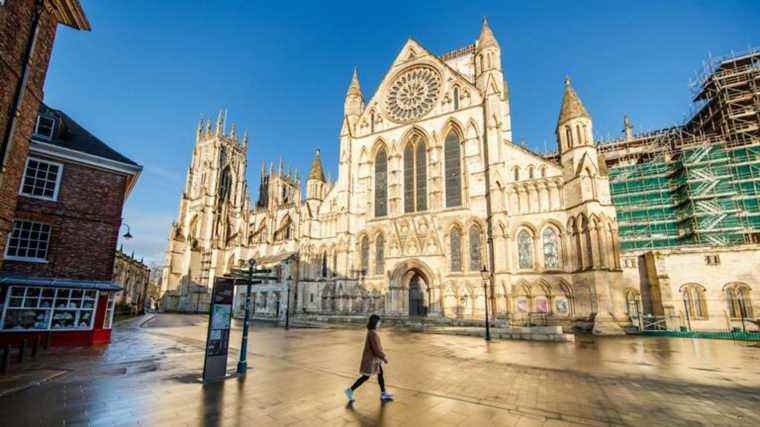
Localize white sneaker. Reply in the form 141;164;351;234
380;392;394;401
344;388;355;402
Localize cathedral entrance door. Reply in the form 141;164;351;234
408;273;427;317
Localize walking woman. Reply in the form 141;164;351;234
344;314;393;402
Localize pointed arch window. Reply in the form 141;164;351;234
332;251;338;277
517;229;534;270
450;227;463;272
321;252;328;278
528;166;535;180
374;148;388;217
360;235;369;274
565;126;573;148
682;284;708;320
513;167;519;181
415;140;427;211
403;135;428;213
219;166;232;204
444;131;462;207
542;227;560;269
468;224;482;271
375;234;384;275
726;284;753;319
404;143;414;213
370;111;375;133
453;86;460;110
576;124;583;146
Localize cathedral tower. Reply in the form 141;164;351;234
162;110;249;295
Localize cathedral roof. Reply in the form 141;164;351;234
308;149;326;182
346;67;362;98
557;77;590;126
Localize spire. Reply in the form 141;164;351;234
557;76;590;127
261;160;266;178
230;123;237;140
242;129;249;147
477;17;498;49
308;148;326;182
623;114;634;141
215;110;226;136
346;67;362;98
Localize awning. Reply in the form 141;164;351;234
0;275;123;292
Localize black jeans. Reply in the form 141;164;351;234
350;365;385;392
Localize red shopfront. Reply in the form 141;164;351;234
0;276;121;346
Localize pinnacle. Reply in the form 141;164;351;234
346;67;362;97
308;148;326;182
477;16;498;49
557;76;590;126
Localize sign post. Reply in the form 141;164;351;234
202;277;234;382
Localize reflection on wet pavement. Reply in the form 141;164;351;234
1;313;759;426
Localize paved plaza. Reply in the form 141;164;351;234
1;314;760;426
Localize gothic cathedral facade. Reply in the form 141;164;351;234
161;20;628;333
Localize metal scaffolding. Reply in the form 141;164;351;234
599;48;760;251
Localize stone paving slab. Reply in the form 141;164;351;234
1;314;759;426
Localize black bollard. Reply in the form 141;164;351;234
18;339;26;363
31;336;39;359
1;345;9;373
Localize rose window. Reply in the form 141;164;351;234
384;66;441;123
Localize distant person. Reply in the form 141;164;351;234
344;314;393;403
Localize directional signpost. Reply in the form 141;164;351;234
228;259;278;375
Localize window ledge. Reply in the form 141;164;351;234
4;256;49;264
18;193;59;202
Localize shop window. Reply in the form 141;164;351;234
1;286;98;331
20;157;62;201
5;220;51;262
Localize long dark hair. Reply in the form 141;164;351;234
366;314;381;330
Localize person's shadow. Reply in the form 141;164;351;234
345;397;390;425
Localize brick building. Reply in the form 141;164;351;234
113;247;150;313
0;0;90;267
0;104;142;345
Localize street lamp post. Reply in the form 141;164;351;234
237;259;255;374
480;265;492;341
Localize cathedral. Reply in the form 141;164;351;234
160;19;628;334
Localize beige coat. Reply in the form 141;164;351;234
359;330;387;375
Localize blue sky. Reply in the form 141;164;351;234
44;1;760;264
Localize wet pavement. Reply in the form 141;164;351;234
1;314;760;426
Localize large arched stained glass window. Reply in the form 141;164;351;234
682;284;708;319
416;140;427;211
517;229;534;270
468;224;482;271
444;131;462;208
542;227;560;269
375;234;384;275
450;227;463;272
404;143;414;213
374;148;388;217
360;235;369;274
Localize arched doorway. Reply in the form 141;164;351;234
409;273;428;317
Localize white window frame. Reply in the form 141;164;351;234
18;156;64;201
4;220;52;263
104;293;116;329
33;115;56;140
1;286;99;331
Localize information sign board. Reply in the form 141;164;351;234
202;277;234;382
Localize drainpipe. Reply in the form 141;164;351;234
1;0;45;176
